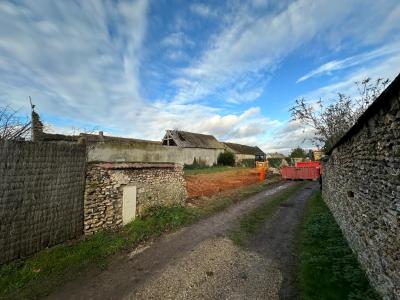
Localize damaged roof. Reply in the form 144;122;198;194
163;130;224;149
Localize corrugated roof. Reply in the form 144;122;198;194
223;142;265;155
266;152;286;159
327;72;400;154
163;130;224;149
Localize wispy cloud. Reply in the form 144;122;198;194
0;0;148;128
190;3;216;18
0;0;399;151
297;42;400;82
173;0;400;105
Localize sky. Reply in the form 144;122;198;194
0;0;399;154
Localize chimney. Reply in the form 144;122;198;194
31;110;44;142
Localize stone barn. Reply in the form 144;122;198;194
322;72;400;300
162;130;225;166
223;142;266;166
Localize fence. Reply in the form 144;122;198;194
0;140;86;263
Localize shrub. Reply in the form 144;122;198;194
239;159;255;168
217;151;235;166
267;158;283;168
184;157;207;170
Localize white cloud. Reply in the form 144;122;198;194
261;120;315;155
161;32;194;48
301;52;400;102
0;0;148;128
173;0;400;104
297;42;400;82
190;3;216;18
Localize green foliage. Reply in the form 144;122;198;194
298;192;379;300
184;165;236;176
217;151;235;166
231;182;307;246
183;157;208;170
267;158;283;168
285;157;293;166
290;147;307;158
239;159;255;168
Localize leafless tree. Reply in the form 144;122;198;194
0;105;31;140
290;78;389;150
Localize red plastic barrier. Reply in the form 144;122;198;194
281;166;320;180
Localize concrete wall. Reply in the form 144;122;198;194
0;141;86;264
322;89;400;299
88;142;224;166
84;163;187;235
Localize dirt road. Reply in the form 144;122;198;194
48;181;318;300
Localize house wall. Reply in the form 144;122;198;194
84;163;187;235
234;154;255;161
88;142;224;166
322;90;400;299
0;140;86;264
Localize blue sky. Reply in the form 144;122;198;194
1;0;399;153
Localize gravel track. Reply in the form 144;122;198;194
47;181;317;300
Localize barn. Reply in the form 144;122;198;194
223;142;266;166
162;130;225;166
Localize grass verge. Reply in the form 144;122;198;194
0;206;195;300
231;181;307;246
298;192;379;300
0;177;281;299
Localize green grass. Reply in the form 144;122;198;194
0;206;195;300
298;192;379;300
0;177;281;299
231;181;308;245
184;165;249;176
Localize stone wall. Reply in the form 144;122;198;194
322;80;400;299
84;163;187;235
88;142;224;166
0;140;86;264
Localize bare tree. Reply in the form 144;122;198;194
290;78;389;150
0;105;31;140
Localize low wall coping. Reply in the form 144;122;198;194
96;162;177;169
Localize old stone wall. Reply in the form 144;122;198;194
88;142;224;166
0;141;86;264
322;88;400;299
84;163;187;235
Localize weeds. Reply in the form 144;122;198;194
231;182;307;246
298;192;379;300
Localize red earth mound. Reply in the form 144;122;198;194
185;169;260;199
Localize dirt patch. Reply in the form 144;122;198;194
185;168;261;198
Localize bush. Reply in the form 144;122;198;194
184;157;207;170
267;158;283;168
239;159;255;168
217;151;235;166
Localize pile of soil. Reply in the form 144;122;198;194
185;169;260;199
